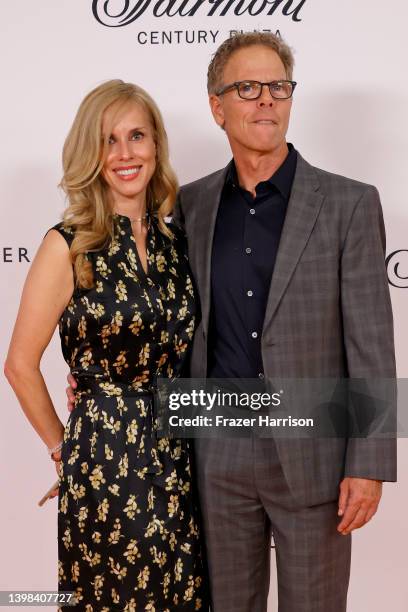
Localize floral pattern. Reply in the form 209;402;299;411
53;215;207;611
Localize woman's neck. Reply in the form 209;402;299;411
111;192;147;221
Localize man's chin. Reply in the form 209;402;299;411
227;132;286;156
247;140;284;155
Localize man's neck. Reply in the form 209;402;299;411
232;142;289;197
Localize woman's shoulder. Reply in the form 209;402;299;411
45;222;75;248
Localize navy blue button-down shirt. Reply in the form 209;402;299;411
208;144;298;378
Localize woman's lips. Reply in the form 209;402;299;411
113;165;141;180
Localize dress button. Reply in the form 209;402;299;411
245;247;252;254
258;373;265;379
250;208;255;215
251;331;258;339
247;290;253;297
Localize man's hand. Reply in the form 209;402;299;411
66;373;77;412
49;454;62;499
337;477;382;535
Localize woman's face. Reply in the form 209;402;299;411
102;102;156;207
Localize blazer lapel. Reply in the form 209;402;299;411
193;166;229;333
262;154;325;335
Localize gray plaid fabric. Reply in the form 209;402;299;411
194;437;351;612
174;152;396;610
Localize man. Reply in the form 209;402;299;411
68;32;396;611
171;32;396;611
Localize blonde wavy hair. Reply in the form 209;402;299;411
60;79;178;288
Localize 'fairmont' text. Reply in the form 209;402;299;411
93;0;308;26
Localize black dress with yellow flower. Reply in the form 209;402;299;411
53;214;207;611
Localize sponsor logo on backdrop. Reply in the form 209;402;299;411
386;250;408;288
92;0;308;26
92;0;307;44
1;247;30;264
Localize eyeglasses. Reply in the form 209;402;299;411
216;80;297;100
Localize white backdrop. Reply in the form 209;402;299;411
1;1;407;610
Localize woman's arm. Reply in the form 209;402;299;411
4;229;74;453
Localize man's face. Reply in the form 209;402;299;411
209;45;293;155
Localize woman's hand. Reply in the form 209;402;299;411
66;372;77;412
50;451;62;499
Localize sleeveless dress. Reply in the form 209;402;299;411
54;214;207;611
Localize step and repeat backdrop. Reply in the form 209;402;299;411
1;1;407;610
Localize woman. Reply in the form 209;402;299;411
5;80;207;611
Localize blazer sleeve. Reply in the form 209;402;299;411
340;185;397;481
171;190;185;231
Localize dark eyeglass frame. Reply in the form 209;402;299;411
216;80;297;100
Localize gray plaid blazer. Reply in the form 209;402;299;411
174;152;397;506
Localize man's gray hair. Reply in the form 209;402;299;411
207;32;295;95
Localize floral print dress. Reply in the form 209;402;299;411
53;214;207;611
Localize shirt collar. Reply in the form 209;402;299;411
225;143;297;199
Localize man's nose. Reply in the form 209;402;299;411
257;83;274;107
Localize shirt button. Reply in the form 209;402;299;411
245;247;252;254
251;331;258;339
247;290;253;297
258;373;265;379
250;208;255;215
